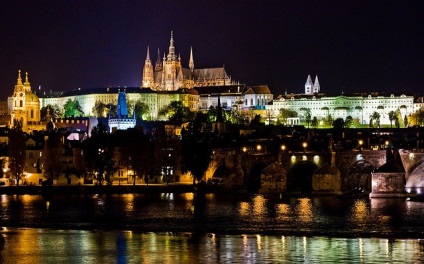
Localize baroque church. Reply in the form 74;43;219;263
7;70;43;132
141;31;233;91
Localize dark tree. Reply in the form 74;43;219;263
134;101;150;120
119;127;155;185
332;118;345;129
345;116;353;128
181;121;212;185
82;123;116;185
388;111;397;128
42;130;64;182
8;123;26;186
40;104;62;120
311;116;318;128
304;109;312;128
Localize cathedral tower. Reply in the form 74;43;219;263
161;31;182;91
141;46;154;88
313;75;320;93
305;75;313;95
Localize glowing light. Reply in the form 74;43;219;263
256;144;262;151
182;193;194;201
281;145;286;151
417;188;421;194
406;188;411;193
242;147;247;153
313;155;320;164
409;153;415;159
302;155;307;161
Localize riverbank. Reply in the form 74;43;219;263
0;184;202;195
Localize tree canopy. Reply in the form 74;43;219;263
159;101;193;123
40;104;62;120
63;99;84;118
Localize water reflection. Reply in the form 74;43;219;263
1;194;424;239
294;198;313;224
0;229;423;263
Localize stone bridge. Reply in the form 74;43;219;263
208;147;424;196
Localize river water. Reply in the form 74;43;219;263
1;193;424;263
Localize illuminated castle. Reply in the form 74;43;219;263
141;31;234;91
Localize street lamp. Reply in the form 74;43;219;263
256;144;262;151
281;145;286;152
302;142;307;153
358;139;363;152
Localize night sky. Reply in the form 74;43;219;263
1;1;423;100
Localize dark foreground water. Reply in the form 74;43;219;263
1;193;424;262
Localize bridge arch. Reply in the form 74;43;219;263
246;161;267;193
344;160;375;193
287;161;318;194
406;159;424;190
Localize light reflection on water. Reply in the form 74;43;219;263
1;194;424;237
0;229;423;263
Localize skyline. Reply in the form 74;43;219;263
1;1;423;100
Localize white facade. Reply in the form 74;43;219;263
267;76;416;126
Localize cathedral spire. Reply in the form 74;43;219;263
142;46;154;88
167;31;176;60
313;75;320;93
24;72;30;85
17;70;22;85
145;46;151;62
189;46;194;72
155;48;162;72
305;75;313;95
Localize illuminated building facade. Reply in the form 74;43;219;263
7;70;44;132
267;75;419;126
141;31;234;91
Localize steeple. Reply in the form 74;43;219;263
305;75;313;95
23;72;31;92
155;48;162;72
167;31;176;61
313;75;320;93
189;46;194;72
17;70;23;85
145;46;151;62
141;46;154;88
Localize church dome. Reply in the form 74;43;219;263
25;91;40;103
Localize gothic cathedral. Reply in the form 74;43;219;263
141;31;234;91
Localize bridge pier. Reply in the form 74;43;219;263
370;172;407;198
